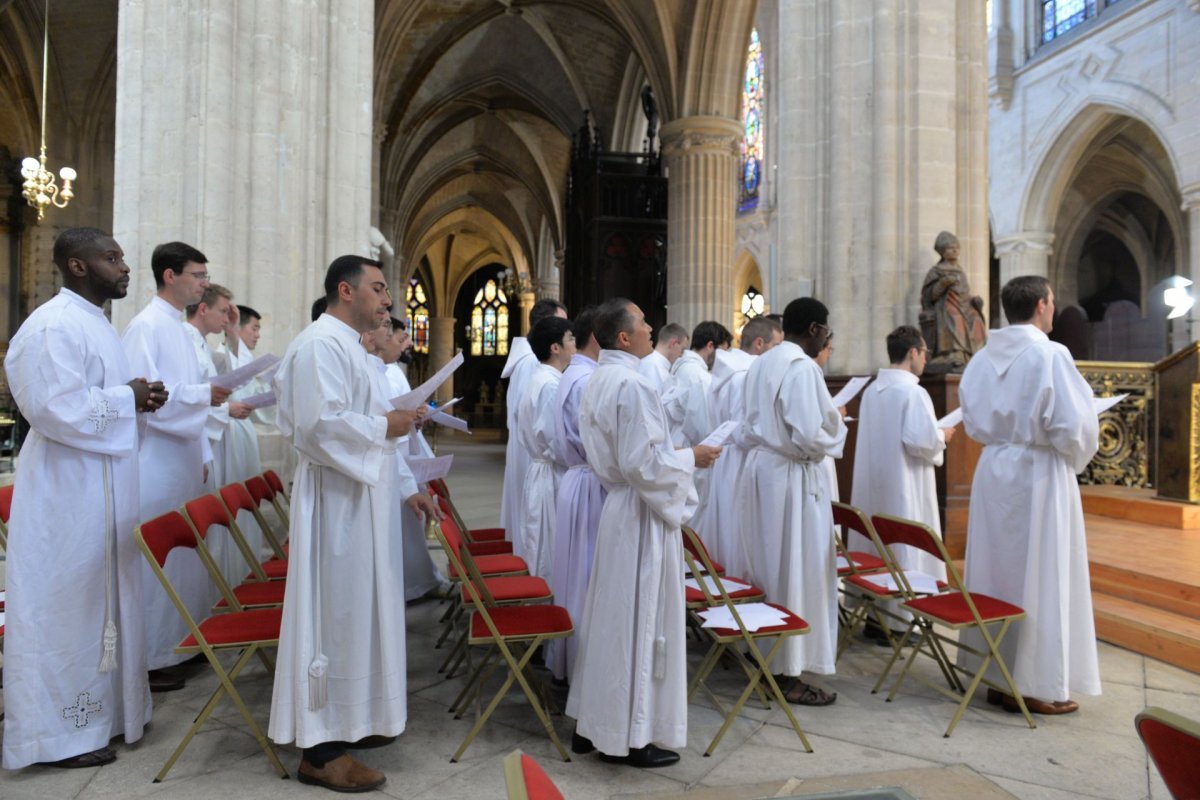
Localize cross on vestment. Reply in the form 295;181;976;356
88;397;120;434
62;692;103;728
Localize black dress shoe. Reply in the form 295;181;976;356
43;746;117;769
599;743;680;768
571;732;595;754
147;670;186;693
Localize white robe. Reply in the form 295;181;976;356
500;337;536;552
213;341;265;560
517;363;565;580
566;349;697;757
385;362;447;601
849;369;947;619
268;315;416;747
738;341;847;676
958;325;1101;702
122;296;219;670
547;353;604;682
2;289;152;768
667;349;713;512
637;349;671;393
692;348;754;571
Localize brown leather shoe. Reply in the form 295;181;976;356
297;754;386;793
1002;693;1079;715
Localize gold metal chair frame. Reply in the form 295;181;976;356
182;495;285;614
831;502;891;659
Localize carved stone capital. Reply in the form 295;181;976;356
659;116;743;160
1181;182;1200;211
994;231;1055;256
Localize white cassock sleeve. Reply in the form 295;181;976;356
617;383;696;529
778;363;846;460
1043;349;1100;473
900;392;946;466
122;319;214;460
10;325;137;455
287;338;390;487
532;380;561;464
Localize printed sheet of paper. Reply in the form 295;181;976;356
406;454;454;484
700;420;739;448
829;376;870;408
392;352;465;411
863;570;942;595
242;390;277;410
1094;394;1128;415
685;576;752;596
937;407;963;429
432;397;462;412
211;353;280;391
429;410;469;433
697;603;789;632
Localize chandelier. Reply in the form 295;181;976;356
20;0;76;220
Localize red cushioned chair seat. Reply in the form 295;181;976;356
470;604;572;639
707;602;809;637
461;576;552;603
215;580;287;609
837;551;887;576
469;527;506;542
845;574;948;597
521;753;565;800
178;607;283;648
253;558;289;580
685;578;763;604
466;540;513;556
904;591;1024;624
448;553;526;578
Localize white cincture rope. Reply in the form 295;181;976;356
307;463;329;710
98;455;118;673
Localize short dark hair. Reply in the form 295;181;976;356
571;305;599;349
692;321;733;351
764;313;783;325
151;242;207;288
886;325;924;364
528;316;573;361
390;316;405;331
594;298;635;349
655;322;689;347
740;316;781;350
781;297;828;338
238;305;261;325
1001;275;1051;323
53;227;109;271
529;298;568;327
311;297;327;321
324;255;383;305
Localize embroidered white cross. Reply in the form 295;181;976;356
62;692;102;727
88;397;119;434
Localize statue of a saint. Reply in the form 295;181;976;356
919;231;987;373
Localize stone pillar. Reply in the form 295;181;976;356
1182;183;1200;344
660;116;742;331
994;231;1055;291
112;0;375;358
428;316;457;403
519;290;536;334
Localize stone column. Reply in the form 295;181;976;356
994;231;1055;289
519;290;536;334
112;0;375;358
660;116;742;331
1182;183;1200;344
428;316;457;403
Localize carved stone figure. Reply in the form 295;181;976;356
919;231;988;373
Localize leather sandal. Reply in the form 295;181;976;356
298;754;386;793
784;680;837;706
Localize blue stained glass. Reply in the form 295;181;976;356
739;28;764;214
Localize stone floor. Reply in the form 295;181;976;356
1;430;1196;799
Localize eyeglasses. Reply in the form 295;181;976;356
181;270;209;281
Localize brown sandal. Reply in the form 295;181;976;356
784;680;837;706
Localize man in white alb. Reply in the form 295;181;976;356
2;228;166;770
122;241;232;690
958;276;1100;716
568;298;720;768
637;322;688;393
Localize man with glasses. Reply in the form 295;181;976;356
122;242;232;691
849;325;956;643
737;298;846;706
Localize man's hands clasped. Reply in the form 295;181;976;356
129;378;168;413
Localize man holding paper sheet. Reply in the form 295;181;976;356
737;297;846;706
567;298;720;767
958;276;1100;716
122;241;230;685
850;325;953;642
665;321;731;519
500;299;568;556
268;256;438;792
517;316;576;579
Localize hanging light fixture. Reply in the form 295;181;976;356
20;0;76;221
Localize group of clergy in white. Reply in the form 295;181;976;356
2;225;1101;784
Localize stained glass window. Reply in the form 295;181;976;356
739;28;765;214
470;279;509;357
741;286;765;320
1041;0;1118;44
405;278;430;354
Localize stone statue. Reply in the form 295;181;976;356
919;231;987;373
367;226;395;263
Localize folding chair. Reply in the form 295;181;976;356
503;749;565;800
182;495;287;612
870;513;1035;737
134;510;286;781
260;470;291;527
0;482;11;551
244;475;290;561
221;481;287;580
429;519;573;763
429;478;512;555
682;526;813;756
1135;706;1200;799
831;502;897;659
681;526;764;609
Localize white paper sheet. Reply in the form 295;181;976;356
684;576;753;596
242;390;277;410
697;602;789;632
392;352;465;411
700;420;739;448
1094;394;1128;415
937;407;963;428
830;376;870;408
211;353;280;390
863;570;942;595
431;397;462;413
836;555;849;570
429;410;470;433
406;454;454;484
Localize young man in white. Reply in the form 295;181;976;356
637;322;688;393
958;276;1100;716
3;228;165;770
